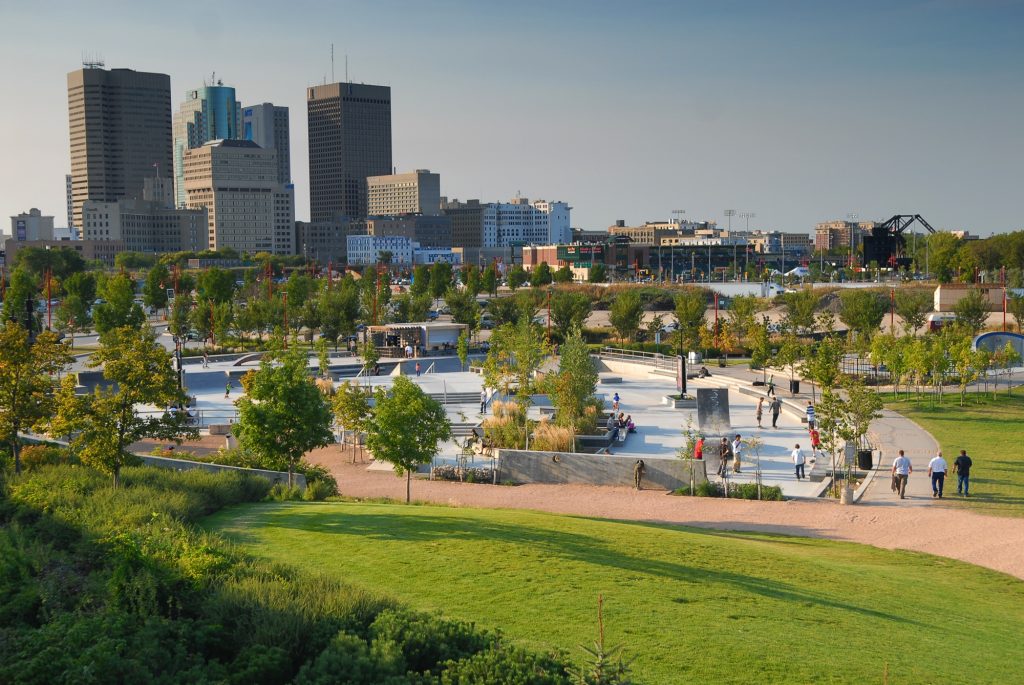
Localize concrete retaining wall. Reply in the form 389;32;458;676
497;449;707;490
138;455;305;488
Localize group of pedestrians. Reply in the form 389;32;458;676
755;396;783;429
891;449;973;499
790;401;821;481
716;434;744;477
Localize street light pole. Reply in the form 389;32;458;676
725;209;737;279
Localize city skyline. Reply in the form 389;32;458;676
1;0;1022;235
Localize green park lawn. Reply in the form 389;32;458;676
887;393;1024;517
208;501;1024;684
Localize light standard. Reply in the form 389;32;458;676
847;212;859;274
671;209;686;282
740;212;755;279
724;209;737;279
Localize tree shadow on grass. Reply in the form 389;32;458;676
250;505;926;628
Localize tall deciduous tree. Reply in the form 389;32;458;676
93;273;144;336
674;288;707;352
445;287;480;331
587;263;607;283
781;289;819;335
481;265;498;296
507;265;528;291
52;327;192;487
235;349;334;486
727;294;761;346
953;289;989;335
1009;293;1024;333
894;290;932;335
365;375;451;503
530;262;553;287
550;291;592;341
609;290;643;342
549;328;599;435
2;267;39;333
838;290;887;342
410;264;430;297
429;262;453;301
198;267;237;304
143;264;170;311
0;324;71;474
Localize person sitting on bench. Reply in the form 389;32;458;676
698;366;711;378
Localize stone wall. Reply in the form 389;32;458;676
138;454;305;488
496;449;706;491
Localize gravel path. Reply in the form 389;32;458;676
307;447;1024;581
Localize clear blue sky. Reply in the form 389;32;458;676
1;0;1022;235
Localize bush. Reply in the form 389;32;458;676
0;464;575;682
432;465;494;483
196;448;340;497
531;419;575;452
18;444;76;471
678;480;785;501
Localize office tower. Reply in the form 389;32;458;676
364;214;451;248
183;139;294;255
81;199;207;253
482;197;571;247
67;65;172;230
295;218;365;264
307;82;392;222
65;174;74;236
442;198;484;249
367;169;441;216
10;208;55;242
243;103;291;184
173;81;242;207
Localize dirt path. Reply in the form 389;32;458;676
308;447;1024;581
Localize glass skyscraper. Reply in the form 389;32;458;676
173;82;242;207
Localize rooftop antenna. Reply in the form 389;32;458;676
331;44;334;82
82;52;105;69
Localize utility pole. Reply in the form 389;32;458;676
847;213;859;272
740;212;755;279
724;209;737;279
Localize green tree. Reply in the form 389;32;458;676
168;294;192;339
553;264;573;283
284;272;315;308
870;333;910;398
488;296;521;327
549;328;599;435
93;273;144;336
726;294;761;346
2;267;39;333
410;264;431;297
198;267;237;304
55;294;91;346
894;290;932;335
409;293;433;322
365;375;452;503
114;251;157;269
588;263;608;283
319;278;361;347
51;327;192;487
674;288;707;352
801;335;844;400
1009;293;1024;333
464;265;482;296
481;264;498;296
445;287;480;331
14;246;86;280
142;263;170;311
550;291;592;341
926;232;964;283
189;301;213;344
953;289;989;335
530;262;553;287
507;265;528;291
0;324;71;474
781;289;819;335
235;349;334;486
62;271;97;306
457;329;470;370
838;289;887;342
212;302;234;346
609;290;643;342
429;262;453;301
359;338;379;379
483;318;549;405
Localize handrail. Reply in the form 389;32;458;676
600;346;676;371
424;361;436;375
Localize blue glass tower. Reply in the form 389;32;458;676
173;82;242;207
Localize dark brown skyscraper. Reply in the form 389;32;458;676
307;82;392;222
67;66;172;230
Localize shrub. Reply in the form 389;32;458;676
482;400;530;449
268;483;304;501
18;444;76;471
679;480;785;501
303;479;336;501
432;465;494;484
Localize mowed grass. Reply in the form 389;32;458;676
887;393;1024;517
208;501;1024;684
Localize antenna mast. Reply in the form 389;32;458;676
331;44;334;82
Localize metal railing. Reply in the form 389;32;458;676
599;347;676;372
137;408;238;428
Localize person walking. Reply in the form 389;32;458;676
770;396;782;428
718;437;733;477
928;450;948;499
755;397;764;428
809;427;821;462
202;350;209;368
805;401;816;430
953;449;973;497
613;392;621;412
415;361;421;377
633;459;646;490
694;435;704;460
892;450;913;499
766;375;776;397
792;443;806;480
224;381;231;399
731;434;743;473
480;387;488;414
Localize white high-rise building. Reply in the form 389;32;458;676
481;197;571;248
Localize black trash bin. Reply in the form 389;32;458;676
789;379;800;394
857;449;873;471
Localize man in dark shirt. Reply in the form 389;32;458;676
953;449;973;497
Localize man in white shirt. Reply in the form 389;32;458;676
480;387;488;414
731;435;743;473
792;444;806;480
892;450;913;499
928;450;948;499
